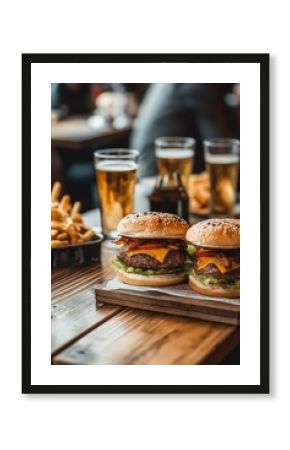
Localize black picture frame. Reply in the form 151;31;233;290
22;53;269;394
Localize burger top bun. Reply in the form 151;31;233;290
117;212;189;239
186;218;240;249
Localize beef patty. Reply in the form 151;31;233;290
118;250;186;270
195;263;240;280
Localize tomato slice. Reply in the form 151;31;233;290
137;243;165;250
195;249;217;257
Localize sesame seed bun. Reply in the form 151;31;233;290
188;273;240;298
116;269;187;287
117;212;189;239
186;218;240;249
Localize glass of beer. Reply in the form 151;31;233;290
94;149;139;238
155;137;195;189
204;138;240;215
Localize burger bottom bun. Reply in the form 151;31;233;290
188;274;240;298
116;269;186;287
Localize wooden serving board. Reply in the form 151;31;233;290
94;281;240;325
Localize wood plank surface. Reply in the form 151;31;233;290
53;308;239;365
52;263;110;301
52;241;240;364
51;243;120;355
95;288;240;325
51;242;114;301
52;289;122;355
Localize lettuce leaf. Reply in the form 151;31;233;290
191;269;240;289
186;244;196;256
112;258;193;276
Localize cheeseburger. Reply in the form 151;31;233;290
186;218;240;298
113;212;189;286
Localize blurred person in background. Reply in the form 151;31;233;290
130;83;240;176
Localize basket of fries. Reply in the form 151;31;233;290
188;171;211;216
51;182;103;268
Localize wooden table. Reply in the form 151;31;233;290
51;116;132;150
52;241;239;365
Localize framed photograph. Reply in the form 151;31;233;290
22;53;269;394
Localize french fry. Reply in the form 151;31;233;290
189;171;211;214
57;209;69;221
51;208;60;220
57;232;69;240
51;182;95;248
66;224;78;244
51;239;70;248
194;185;210;206
71;201;81;216
79;223;90;231
51;229;58;238
59;195;71;212
74;223;84;233
51;182;62;202
81;229;95;242
71;212;83;223
51;221;66;231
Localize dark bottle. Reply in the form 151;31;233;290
149;172;189;221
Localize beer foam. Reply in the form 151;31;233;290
96;160;137;171
155;148;194;159
205;154;239;164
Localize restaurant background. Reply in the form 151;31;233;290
52;83;240;212
51;81;241;365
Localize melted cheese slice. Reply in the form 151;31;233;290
197;256;240;274
127;247;171;263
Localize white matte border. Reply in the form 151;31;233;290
31;61;260;385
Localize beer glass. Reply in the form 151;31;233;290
94;149;139;238
204;138;240;215
155;137;195;189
